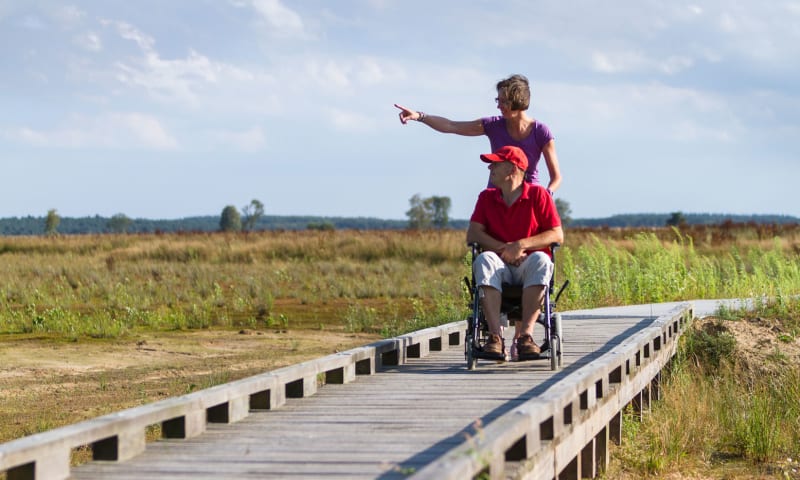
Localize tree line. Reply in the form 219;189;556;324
1;198;797;236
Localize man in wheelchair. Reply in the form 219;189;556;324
466;145;564;360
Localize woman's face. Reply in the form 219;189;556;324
495;91;513;116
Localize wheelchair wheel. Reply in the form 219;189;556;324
466;337;477;370
465;315;478;370
555;313;563;343
549;335;561;371
548;313;564;370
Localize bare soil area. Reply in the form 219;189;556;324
0;327;379;444
708;315;800;373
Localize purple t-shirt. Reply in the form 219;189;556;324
481;116;554;185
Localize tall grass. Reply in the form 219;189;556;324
2;227;799;338
0;231;466;336
560;232;800;308
611;297;800;477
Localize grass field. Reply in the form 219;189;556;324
2;225;800;478
3;224;799;337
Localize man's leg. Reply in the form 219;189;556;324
513;252;553;359
479;286;503;336
474;252;510;356
520;285;546;337
478;286;504;355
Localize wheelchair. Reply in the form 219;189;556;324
464;242;569;371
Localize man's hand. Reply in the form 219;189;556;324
499;241;527;266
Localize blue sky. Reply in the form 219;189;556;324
2;1;799;221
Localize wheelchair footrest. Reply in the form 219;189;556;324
517;352;542;361
472;349;507;361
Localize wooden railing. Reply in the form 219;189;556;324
0;324;463;480
1;303;693;480
411;303;692;479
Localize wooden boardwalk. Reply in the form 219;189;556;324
66;310;672;480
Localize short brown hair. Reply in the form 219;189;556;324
496;74;530;111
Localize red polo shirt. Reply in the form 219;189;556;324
470;182;561;255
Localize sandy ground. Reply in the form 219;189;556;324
0;328;379;443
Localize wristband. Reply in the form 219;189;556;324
417;111;426;122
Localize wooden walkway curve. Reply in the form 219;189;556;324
1;302;709;480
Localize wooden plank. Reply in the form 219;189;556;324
66;312;660;480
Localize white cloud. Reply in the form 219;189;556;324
306;59;350;90
214;126;266;152
326;108;376;132
101;19;155;51
592;51;693;75
1;1;798;220
592;51;647;74
354;57;392;86
659;56;694;74
114;50;218;104
300;56;407;97
709;4;800;63
540;81;738;143
3;113;178;150
238;0;307;38
75;32;102;51
115;113;178;149
687;5;703;16
671;119;733;142
53;5;85;26
97;18;270;108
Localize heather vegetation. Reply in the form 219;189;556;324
607;296;800;479
3;212;800;235
2;225;800;338
2;224;800;478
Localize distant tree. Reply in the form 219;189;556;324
555;198;573;226
406;194;433;230
406;194;452;230
307;221;335;231
666;211;687;227
107;213;132;233
44;209;60;236
430;196;451;228
219;205;242;232
242;199;265;231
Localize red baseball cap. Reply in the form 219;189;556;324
479;145;528;171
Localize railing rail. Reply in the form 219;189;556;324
411;303;692;480
2;303;693;480
0;323;463;480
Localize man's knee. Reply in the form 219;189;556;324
474;251;506;289
521;252;553;288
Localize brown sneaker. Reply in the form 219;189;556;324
516;334;541;359
483;334;504;355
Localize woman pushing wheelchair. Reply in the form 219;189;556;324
466;146;563;361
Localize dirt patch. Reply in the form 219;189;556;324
0;328;379;443
695;315;800;375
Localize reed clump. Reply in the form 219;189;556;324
2;226;799;338
609;297;800;478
